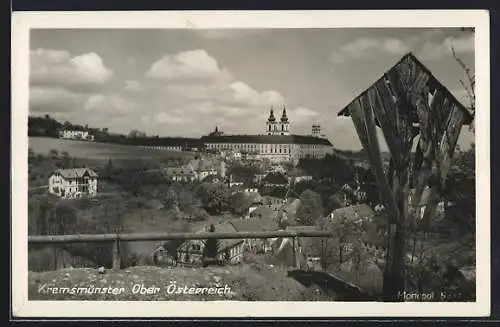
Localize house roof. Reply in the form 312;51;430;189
262;172;288;185
337;52;473;125
200;134;333;146
229;217;279;232
202;174;222;183
54;168;98;179
331;204;375;221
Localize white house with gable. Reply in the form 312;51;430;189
48;168;98;199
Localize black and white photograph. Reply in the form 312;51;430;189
12;10;490;317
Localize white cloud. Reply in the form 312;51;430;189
84;94;136;115
30;49;113;91
124;80;143;92
146;49;231;82
292;107;320;122
418;34;474;60
146;49;287;132
329;37;410;64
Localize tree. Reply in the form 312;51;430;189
443;145;475;242
165;188;179;209
295;190;323;226
103;158;115;177
178;189;194;211
49;149;59;160
229;192;251;216
128;129;146;138
59;151;72;168
196;183;231;214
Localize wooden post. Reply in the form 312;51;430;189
292;236;298;269
112;236;120;270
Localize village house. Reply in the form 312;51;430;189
261;172;289;188
243;182;260;194
229;217;279;254
243;200;264;218
202;174;224;184
187;158;220;181
165;167;197;182
60;129;94;141
262;195;286;207
228;174;245;188
268;164;288;175
48;168;98;199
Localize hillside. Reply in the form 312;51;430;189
29;263;332;301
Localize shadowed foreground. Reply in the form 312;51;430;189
29;264;333;301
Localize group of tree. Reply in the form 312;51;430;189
295;189;324;226
28;115;108;139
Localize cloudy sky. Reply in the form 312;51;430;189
29;28;475;150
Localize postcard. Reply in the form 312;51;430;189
11;9;490;318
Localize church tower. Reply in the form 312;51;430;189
279;105;290;135
266;107;278;135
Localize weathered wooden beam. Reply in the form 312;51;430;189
371;78;402;163
28;230;334;244
409;90;445;212
349;98;401;224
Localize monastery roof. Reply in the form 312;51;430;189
54;168;98;179
200;134;333;146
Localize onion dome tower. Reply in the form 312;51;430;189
279;105;290;135
266;106;278;135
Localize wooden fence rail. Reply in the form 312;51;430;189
28;230;334;270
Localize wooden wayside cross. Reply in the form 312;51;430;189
337;53;473;301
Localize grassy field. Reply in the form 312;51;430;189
29;137;194;160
